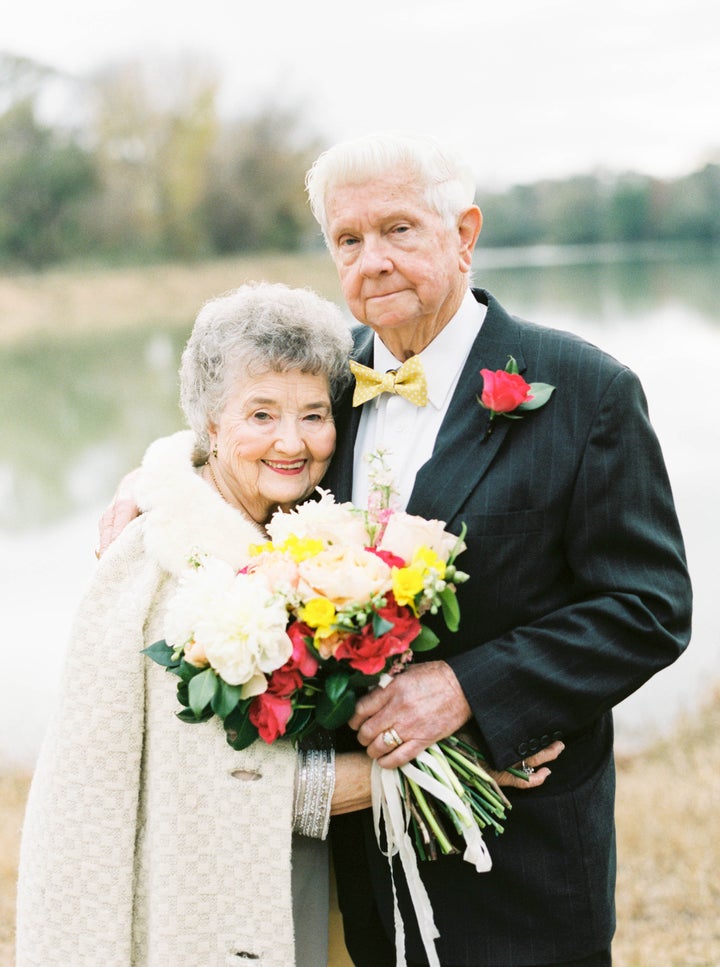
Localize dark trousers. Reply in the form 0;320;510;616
406;952;612;967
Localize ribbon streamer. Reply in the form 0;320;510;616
371;743;493;967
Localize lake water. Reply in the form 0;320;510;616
2;245;719;768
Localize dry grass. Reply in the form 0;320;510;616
0;252;344;346
2;692;719;966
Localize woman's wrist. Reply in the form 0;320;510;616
292;746;336;840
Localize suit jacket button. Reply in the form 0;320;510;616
540;734;550;747
528;738;540;753
552;730;564;741
517;743;530;757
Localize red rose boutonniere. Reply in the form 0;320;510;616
479;356;555;439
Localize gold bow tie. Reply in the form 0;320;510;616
350;355;428;407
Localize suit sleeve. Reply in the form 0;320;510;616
448;366;692;769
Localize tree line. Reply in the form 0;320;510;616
1;52;718;269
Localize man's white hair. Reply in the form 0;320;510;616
305;132;478;244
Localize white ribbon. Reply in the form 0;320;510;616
371;743;493;967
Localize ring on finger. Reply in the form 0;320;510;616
382;727;403;748
521;759;535;776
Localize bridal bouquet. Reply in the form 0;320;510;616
144;453;511;881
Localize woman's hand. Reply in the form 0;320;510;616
331;751;372;815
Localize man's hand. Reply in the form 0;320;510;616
348;661;472;768
96;469;142;558
481;740;565;791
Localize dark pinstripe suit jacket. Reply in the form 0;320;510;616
325;288;692;966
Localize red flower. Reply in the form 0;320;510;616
287;622;320;677
249;691;294;743
480;368;533;414
366;546;407;569
333;597;421;675
265;623;319;698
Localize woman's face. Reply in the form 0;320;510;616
208;368;336;523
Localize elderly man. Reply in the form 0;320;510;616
305;133;691;967
100;133;691;967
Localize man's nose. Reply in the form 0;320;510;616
359;238;393;276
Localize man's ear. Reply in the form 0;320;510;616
458;205;483;273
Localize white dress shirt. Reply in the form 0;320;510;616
352;289;487;511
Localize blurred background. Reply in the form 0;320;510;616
1;0;719;960
2;0;718;766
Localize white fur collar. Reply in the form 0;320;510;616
136;431;266;576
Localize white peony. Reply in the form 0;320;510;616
267;489;370;549
164;559;293;690
163;555;236;653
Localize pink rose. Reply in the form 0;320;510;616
249;691;293;743
183;638;209;668
378;513;462;563
266;623;319;696
480;369;533;413
298;546;391;608
287;622;320;677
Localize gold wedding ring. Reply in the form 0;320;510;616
382;727;403;748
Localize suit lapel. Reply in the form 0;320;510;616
407;291;525;524
323;327;373;501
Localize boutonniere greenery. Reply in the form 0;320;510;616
478;356;555;439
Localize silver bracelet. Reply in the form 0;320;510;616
293;746;336;840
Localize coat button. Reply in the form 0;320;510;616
517;742;530;757
552;730;564;741
540;734;550;747
528;738;540;753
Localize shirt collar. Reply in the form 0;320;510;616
372;289;486;409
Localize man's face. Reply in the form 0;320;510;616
324;169;479;352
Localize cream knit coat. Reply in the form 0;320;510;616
16;432;302;967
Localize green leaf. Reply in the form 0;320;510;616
411;624;440;652
372;612;395;637
188;668;218;717
176;706;213;724
141;639;178;667
448;522;467;565
223;704;258;750
285;705;314;737
212;679;244;719
439;588;461;632
518;382;555;411
323;669;351;704
178;659;205;683
505;355;520;374
316;689;357;730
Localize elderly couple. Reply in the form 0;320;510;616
17;133;691;967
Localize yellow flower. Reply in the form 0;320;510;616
301;597;337;629
392;565;425;609
280;534;325;562
412;545;446;579
249;541;274;556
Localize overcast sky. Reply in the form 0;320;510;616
4;0;718;187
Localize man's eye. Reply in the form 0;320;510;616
303;413;323;422
252;411;272;422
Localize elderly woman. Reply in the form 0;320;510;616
16;282;370;967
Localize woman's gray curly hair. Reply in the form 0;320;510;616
179;281;353;460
